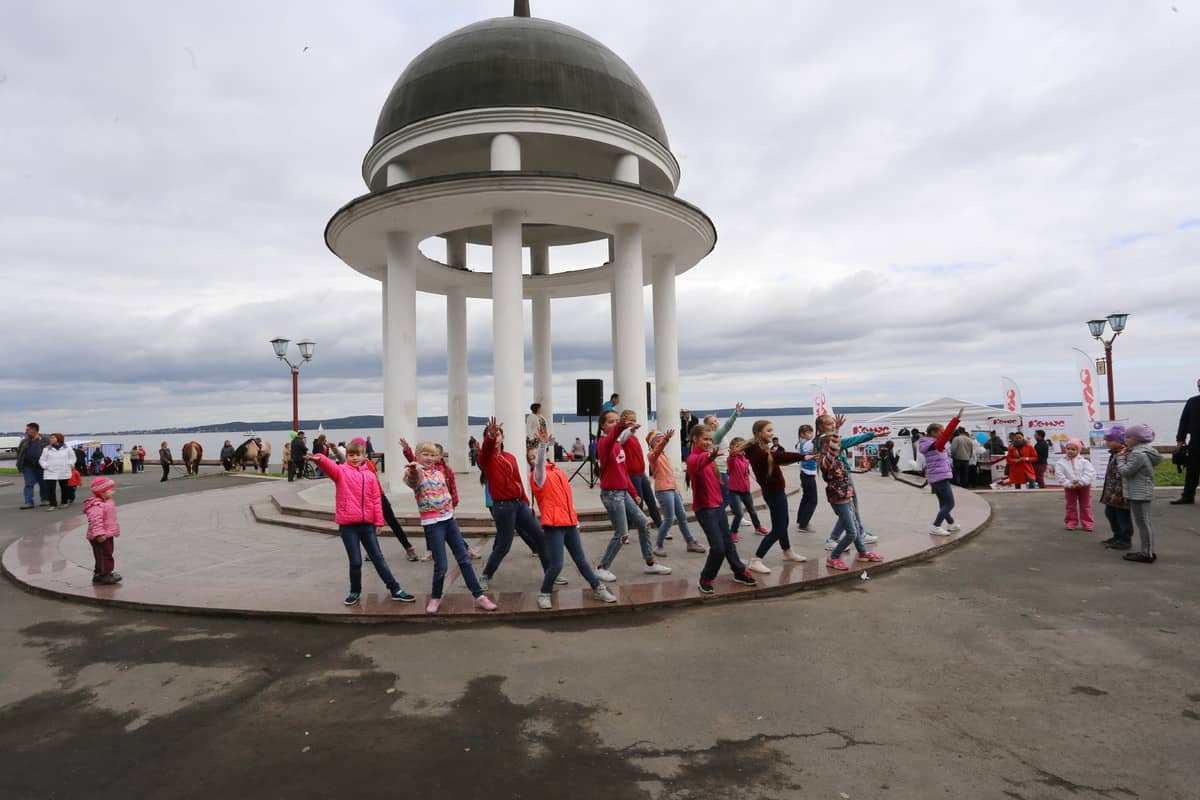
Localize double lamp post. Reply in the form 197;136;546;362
269;337;315;432
1085;313;1129;422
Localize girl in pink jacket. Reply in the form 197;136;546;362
310;441;415;607
84;477;122;584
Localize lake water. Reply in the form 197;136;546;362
93;402;1185;466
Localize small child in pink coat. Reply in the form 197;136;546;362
83;477;121;584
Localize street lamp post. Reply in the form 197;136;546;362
269;337;316;431
1085;313;1129;422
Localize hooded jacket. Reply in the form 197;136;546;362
1116;443;1163;502
83;496;121;541
312;454;384;526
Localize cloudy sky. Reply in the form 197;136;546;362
2;1;1197;432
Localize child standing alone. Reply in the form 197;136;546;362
83;477;121;584
1056;438;1096;531
310;442;416;606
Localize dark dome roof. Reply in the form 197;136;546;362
373;16;669;147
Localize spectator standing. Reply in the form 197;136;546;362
1005;433;1038;489
526;402;547;449
220;440;236;471
1172;377;1200;505
159;442;173;482
601;393;619;413
950;428;974;487
39;433;75;510
1032;430;1051;489
288;431;308;482
16;423;48;509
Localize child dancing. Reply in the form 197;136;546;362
686;425;756;593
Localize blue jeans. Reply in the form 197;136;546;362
484;499;547;578
754;490;792;558
931;479;956;526
655;489;696;546
630;474;663;527
22;466;45;506
424;517;482;598
339;523;399;594
599;490;653;567
729;490;763;531
541;525;601;593
696;506;746;581
830;502;866;559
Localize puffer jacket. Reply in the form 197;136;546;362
39;443;75;480
1116;444;1163;502
917;415;959;484
83;496;121;541
313;454;384;526
1055;454;1096;487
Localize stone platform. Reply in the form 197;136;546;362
2;473;989;622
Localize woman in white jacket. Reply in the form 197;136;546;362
1055;438;1097;531
38;433;76;511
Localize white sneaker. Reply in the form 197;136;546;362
747;557;772;574
592;586;617;603
823;538;838;550
644;563;672;575
946;523;962;532
861;533;879;544
554;576;568;586
595;567;617;582
537;593;553;610
929;525;951;536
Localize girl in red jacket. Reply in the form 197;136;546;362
83;477;121;584
725;438;768;538
686;425;757;593
310;441;415;606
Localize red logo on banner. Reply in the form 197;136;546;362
1026;418;1067;428
851;425;891;436
1005;388;1018;412
1080;369;1096;420
813;393;828;416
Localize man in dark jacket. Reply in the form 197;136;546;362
1172;378;1200;505
288;431;308;482
220;440;237;471
15;422;48;509
1032;430;1051;488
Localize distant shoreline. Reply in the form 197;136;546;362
7;399;1186;438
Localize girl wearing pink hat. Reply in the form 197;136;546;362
1055;439;1096;531
83;477;122;584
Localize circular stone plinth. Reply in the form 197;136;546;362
3;476;990;623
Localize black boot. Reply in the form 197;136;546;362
1169;496;1194;505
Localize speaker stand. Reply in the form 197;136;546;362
568;413;597;488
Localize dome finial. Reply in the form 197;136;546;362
514;1;530;17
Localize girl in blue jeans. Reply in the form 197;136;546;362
646;429;705;556
594;410;671;582
818;435;884;571
404;441;496;614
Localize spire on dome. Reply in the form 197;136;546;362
514;1;530;17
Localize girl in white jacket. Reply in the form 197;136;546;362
1055;439;1096;531
38;433;76;511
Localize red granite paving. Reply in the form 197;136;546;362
2;473;990;622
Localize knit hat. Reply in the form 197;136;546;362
90;477;115;496
645;431;663;446
1103;425;1126;444
1066;438;1085;451
1125;423;1154;444
350;437;367;447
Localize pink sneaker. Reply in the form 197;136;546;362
425;598;441;614
857;551;884;562
474;594;498;612
755;526;769;536
826;558;849;571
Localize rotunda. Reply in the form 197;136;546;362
325;1;716;486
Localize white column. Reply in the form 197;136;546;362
609;281;619;402
445;232;469;473
491;208;527;484
614;153;640;184
386;161;410;185
652;255;682;468
612;223;647;423
531;243;552;428
491;134;521;171
384;231;418;493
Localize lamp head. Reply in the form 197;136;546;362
1106;312;1129;334
269;337;290;358
297;339;316;361
1086;319;1107;339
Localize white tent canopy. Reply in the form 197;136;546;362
861;397;1004;433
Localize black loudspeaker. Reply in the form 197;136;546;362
576;379;604;416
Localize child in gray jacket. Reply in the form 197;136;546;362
1116;423;1163;563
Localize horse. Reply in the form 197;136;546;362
233;438;271;473
181;441;203;476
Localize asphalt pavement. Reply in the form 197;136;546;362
1;473;1197;799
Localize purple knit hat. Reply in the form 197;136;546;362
1125;423;1154;444
1103;425;1126;443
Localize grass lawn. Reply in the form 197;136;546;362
1155;458;1187;487
0;467;18;476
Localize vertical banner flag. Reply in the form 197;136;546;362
1000;376;1022;416
812;384;831;425
1072;348;1098;422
